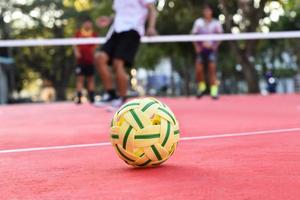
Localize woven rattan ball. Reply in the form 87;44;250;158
110;98;180;167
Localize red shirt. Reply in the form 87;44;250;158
75;30;97;65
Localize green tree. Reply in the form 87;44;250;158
219;0;300;93
2;0;299;99
2;0;112;100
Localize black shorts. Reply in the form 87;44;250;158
197;49;217;64
75;64;95;77
101;30;141;67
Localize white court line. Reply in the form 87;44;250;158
179;128;300;141
0;127;300;155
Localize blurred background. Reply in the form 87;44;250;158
0;0;299;104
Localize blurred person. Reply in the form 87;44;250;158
265;71;277;94
295;71;300;93
74;16;97;104
191;3;223;99
94;0;157;107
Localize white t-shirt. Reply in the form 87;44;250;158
191;18;223;49
112;0;156;36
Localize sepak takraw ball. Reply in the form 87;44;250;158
110;98;180;167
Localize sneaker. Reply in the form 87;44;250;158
94;93;115;107
210;85;219;100
88;91;95;103
211;95;219;100
106;97;126;112
74;97;82;104
111;97;126;108
75;91;82;104
197;82;207;98
197;90;205;98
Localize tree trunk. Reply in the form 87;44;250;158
170;58;177;96
231;41;260;93
54;46;73;101
52;25;73;101
240;58;260;93
182;60;191;96
218;0;266;94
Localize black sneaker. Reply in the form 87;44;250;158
75;91;82;104
74;97;82;104
88;91;95;103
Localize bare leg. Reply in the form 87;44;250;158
95;52;113;90
195;61;207;97
195;61;205;83
76;75;84;92
87;76;95;102
87;76;95;92
113;58;128;97
75;75;84;103
208;61;217;86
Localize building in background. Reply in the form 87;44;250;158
0;64;8;104
0;49;15;104
136;58;181;96
294;72;300;93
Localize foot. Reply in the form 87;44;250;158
197;81;207;98
94;93;116;107
196;90;205;98
88;91;95;103
75;91;82;104
211;95;219;100
106;97;126;112
210;85;219;100
111;97;126;108
74;97;82;104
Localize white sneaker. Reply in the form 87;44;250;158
111;98;125;108
94;93;114;107
106;98;126;112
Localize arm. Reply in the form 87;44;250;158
193;42;201;53
92;33;98;52
96;15;114;28
73;46;81;59
191;20;201;53
73;32;81;59
213;22;224;51
146;3;158;36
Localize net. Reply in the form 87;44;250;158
0;31;299;103
0;31;299;47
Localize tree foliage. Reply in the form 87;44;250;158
0;0;299;98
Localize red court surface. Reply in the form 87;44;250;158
0;94;300;199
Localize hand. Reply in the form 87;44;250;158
212;45;218;52
203;42;213;49
146;27;158;36
195;46;202;53
75;50;81;59
96;16;112;28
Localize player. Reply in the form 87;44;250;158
191;3;223;99
74;16;97;104
94;0;157;107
